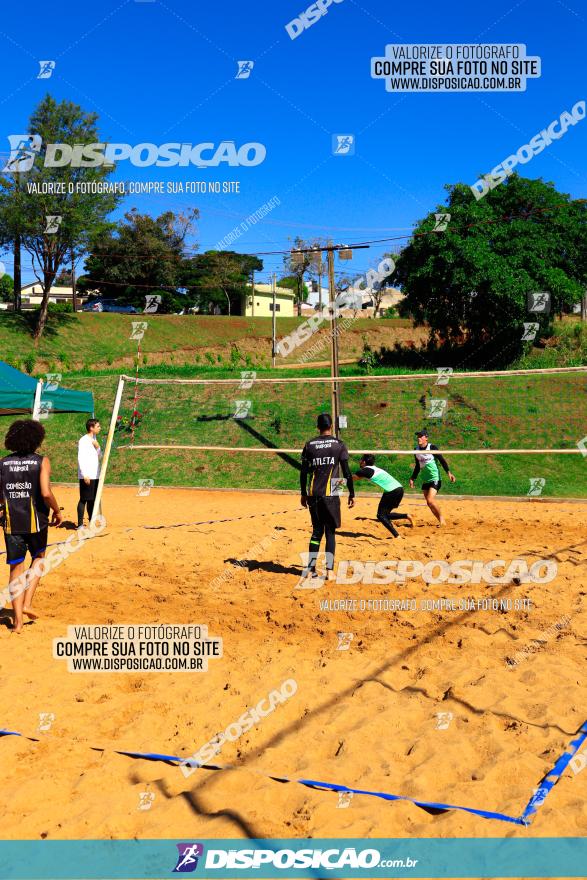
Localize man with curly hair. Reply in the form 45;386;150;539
0;420;62;632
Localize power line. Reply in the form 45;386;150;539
1;202;584;271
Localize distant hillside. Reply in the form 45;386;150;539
0;311;425;373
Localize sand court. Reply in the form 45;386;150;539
0;487;585;841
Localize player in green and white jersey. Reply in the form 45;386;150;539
409;430;456;526
353;454;412;538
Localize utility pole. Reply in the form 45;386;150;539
13;174;21;312
13;235;21;312
318;259;323;310
271;272;277;368
71;249;78;312
297;273;302;317
251;269;255;317
289;242;369;431
327;247;340;434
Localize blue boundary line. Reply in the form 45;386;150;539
1;720;585;826
519;721;587;822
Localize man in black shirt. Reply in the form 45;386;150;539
300;413;354;581
0;420;62;632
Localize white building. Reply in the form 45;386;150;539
301;284;404;316
20;283;88;310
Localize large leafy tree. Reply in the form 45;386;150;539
79;209;198;313
0;95;122;337
181;251;262;315
392;174;586;364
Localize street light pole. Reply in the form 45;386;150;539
71;249;78;312
271;272;277;368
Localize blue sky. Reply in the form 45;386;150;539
1;0;586;285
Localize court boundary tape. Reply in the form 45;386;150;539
0;720;584;827
0;531;110;559
123;508;292;532
0;509;289;556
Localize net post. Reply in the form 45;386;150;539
32;379;43;419
90;375;125;527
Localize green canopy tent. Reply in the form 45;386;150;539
0;361;94;417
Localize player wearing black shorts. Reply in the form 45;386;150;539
0;420;62;632
300;413;355;581
353;454;413;537
409;430;456;525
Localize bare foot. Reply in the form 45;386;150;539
24;607;38;620
405;515;414;528
438;517;446;527
11;625;23;634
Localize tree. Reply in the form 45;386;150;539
182;251;262;315
563;198;587;321
367;251;399;317
0;95;122;338
0;272;13;302
0;178;25;311
278;275;309;303
80;208;198;313
394;174;585;364
283;237;321;316
54;269;73;286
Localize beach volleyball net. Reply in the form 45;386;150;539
91;367;587;509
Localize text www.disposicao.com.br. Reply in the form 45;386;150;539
70;657;201;671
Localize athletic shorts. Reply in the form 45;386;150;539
308;496;341;530
378;487;404;515
3;528;48;565
422;480;442;492
79;478;98;502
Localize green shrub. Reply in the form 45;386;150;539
47;302;73;314
358;340;379;373
24;353;36;374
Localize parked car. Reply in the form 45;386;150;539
82;299;139;313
